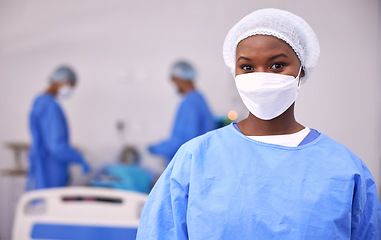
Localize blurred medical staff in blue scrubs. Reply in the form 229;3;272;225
27;66;90;191
148;61;216;164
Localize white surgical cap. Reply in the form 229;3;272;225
171;61;196;81
223;8;320;83
49;66;77;84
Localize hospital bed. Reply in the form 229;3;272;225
12;186;147;240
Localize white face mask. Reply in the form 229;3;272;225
57;85;74;100
235;67;302;120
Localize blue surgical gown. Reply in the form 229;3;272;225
27;94;88;190
149;90;216;163
137;124;381;239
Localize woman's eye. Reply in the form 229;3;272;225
270;63;285;70
241;65;254;71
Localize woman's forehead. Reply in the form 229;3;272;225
236;35;295;57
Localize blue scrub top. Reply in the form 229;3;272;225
27;94;87;190
149;90;216;164
137;124;381;239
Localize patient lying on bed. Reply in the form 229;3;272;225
91;146;156;193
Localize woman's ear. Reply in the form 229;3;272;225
301;68;305;78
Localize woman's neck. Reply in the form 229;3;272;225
237;105;304;136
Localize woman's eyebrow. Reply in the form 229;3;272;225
270;54;288;60
236;56;252;63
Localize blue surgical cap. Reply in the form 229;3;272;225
170;61;196;81
49;66;77;84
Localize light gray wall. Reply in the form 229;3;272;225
0;0;380;195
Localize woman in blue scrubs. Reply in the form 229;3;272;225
27;66;90;191
137;9;381;239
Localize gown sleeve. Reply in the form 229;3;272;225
40;100;87;167
149;97;199;162
350;166;381;239
137;147;191;239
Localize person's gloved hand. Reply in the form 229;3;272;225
81;162;91;174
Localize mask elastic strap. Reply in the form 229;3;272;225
296;65;303;88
